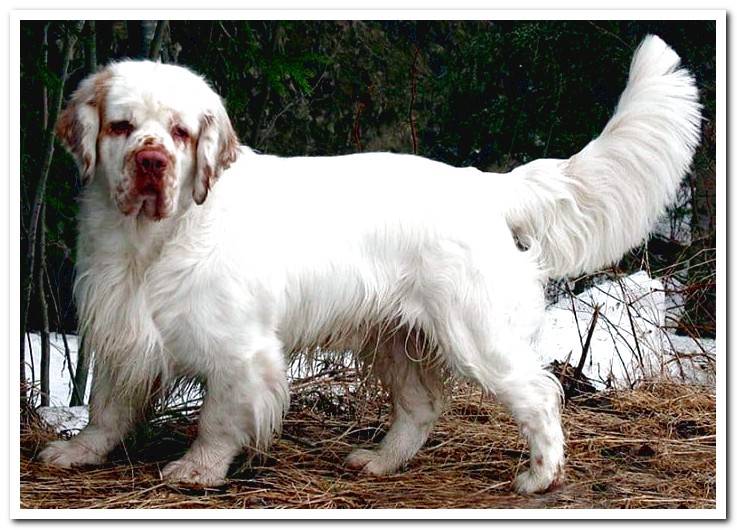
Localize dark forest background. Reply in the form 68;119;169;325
19;20;717;407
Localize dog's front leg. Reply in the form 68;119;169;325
39;366;144;468
161;341;289;487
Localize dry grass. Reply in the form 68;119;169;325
20;377;716;510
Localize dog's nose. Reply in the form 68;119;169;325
135;149;168;177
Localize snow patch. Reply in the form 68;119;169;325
37;406;89;435
24;332;91;407
537;271;715;389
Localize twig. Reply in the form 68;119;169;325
259;69;330;145
564;282;586;349
557;348;573;391
574;305;600;384
617;278;646;371
43;263;82;405
587;21;633;51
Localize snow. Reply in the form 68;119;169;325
28;272;716;433
37;406;89;435
25;332;91;407
536;271;716;389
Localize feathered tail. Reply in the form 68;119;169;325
503;35;702;278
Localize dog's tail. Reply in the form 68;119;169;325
502;35;701;278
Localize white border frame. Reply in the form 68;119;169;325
6;7;726;521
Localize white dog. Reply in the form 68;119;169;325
39;35;700;494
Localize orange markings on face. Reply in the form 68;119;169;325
93;69;113;157
172;125;190;143
169;112;192;148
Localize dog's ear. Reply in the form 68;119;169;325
193;103;239;205
55;69;111;184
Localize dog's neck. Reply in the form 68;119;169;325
77;179;204;271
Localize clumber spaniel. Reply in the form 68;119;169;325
39;35;700;494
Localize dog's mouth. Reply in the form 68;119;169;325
117;183;171;221
136;181;160;219
138;195;162;220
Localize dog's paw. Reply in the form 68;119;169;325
512;468;564;494
161;457;227;488
345;448;398;476
38;439;105;468
345;448;377;470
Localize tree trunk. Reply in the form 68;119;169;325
148;21;169;61
70;337;91;406
38;204;50;407
96;21;114;65
127;20;159;59
71;19;97;406
126;21;143;57
84;20;97;73
691;122;717;241
686;121;717;337
249;22;281;148
141;21;157;56
42;23;49;129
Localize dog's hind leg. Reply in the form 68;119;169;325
346;331;445;475
493;360;565;493
416;234;565;494
432;282;565;493
440;317;565;493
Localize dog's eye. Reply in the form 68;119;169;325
172;126;190;141
109;120;134;136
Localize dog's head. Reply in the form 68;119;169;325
56;61;239;220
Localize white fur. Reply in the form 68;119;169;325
39;35;700;494
504;36;701;277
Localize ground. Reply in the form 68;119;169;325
20;377;715;510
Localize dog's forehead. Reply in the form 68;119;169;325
104;61;216;126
